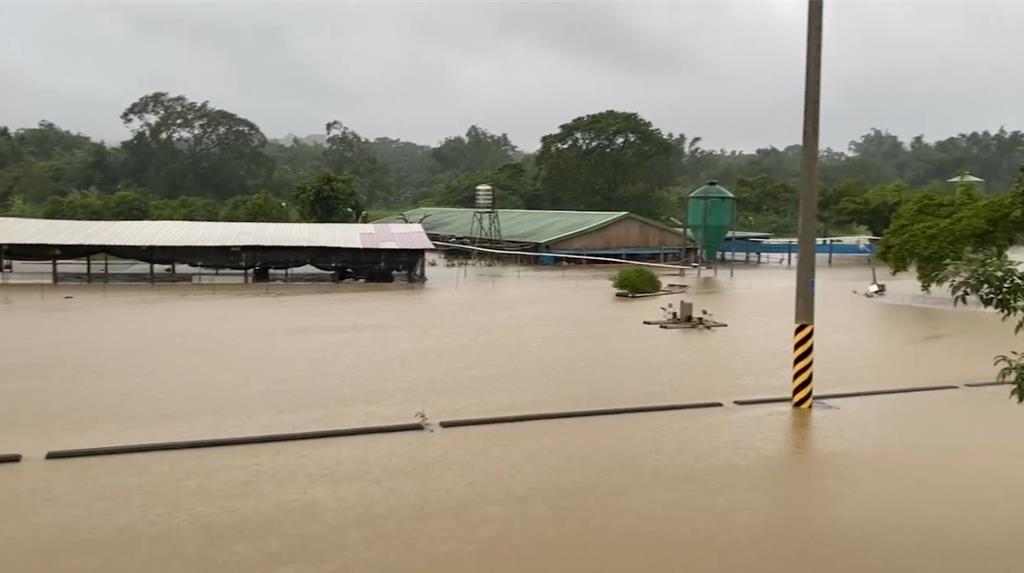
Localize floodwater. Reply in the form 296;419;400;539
2;258;1023;572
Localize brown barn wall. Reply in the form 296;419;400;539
547;219;685;250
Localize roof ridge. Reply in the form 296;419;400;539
407;207;627;215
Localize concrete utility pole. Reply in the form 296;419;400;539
793;0;823;409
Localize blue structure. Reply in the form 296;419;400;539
718;235;877;266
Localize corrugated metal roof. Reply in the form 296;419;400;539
375;208;684;245
0;217;434;250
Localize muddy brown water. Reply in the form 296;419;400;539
2;260;1023;572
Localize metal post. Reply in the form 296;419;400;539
52;256;58;284
86;256;92;283
243;251;249;284
149;248;155;285
793;0;823;410
828;239;833;266
104;253;109;282
730;205;737;278
702;193;709;271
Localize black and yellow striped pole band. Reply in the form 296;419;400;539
792;323;814;408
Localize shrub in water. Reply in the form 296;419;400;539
611;267;662;294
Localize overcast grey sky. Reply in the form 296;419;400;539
1;1;1021;152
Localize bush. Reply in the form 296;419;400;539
611;267;662;294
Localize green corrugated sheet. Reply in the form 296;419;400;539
375;207;684;245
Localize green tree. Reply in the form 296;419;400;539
265;138;329;198
293;173;364;223
367;137;439;205
820;180;867;233
219;192;289;222
880;169;1024;404
611;267;662;294
432;125;518;174
880;184;1018;288
323;121;391;205
151;196;220;220
43;189;107;219
105;188;152;219
431;163;534;209
120;92;271;199
835;181;908;236
535;110;676;216
731;174;798;234
937;252;1024;403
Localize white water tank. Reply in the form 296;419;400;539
474;184;495;209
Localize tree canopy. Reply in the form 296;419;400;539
889;171;1024;405
293;173;364;223
535;110;676;217
3;91;1024;231
119;92;271;199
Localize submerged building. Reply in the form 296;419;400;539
0;217;433;283
377;207;690;263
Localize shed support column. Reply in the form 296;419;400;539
52;256;58;284
243;251;249;284
149;248;155;284
104;254;109;282
86;256;92;283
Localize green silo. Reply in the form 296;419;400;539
687;180;736;262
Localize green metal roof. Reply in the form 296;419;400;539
375;207;685;245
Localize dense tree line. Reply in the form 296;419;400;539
2;91;1023;232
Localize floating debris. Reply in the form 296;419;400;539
642;300;728;330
